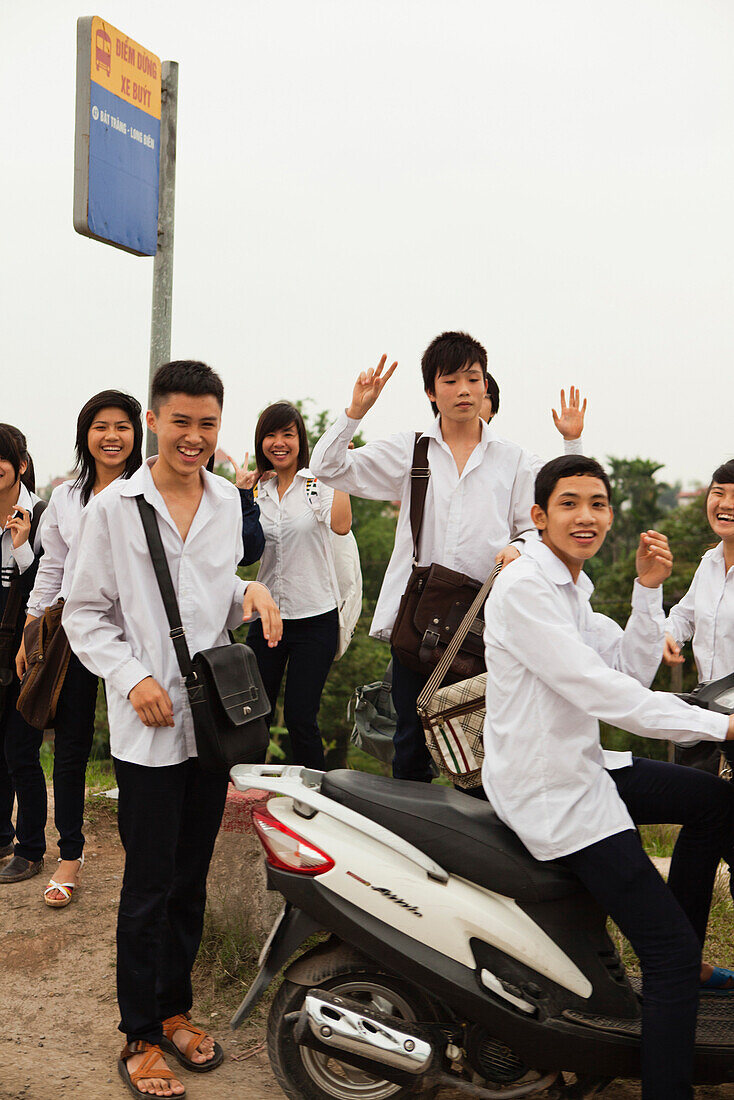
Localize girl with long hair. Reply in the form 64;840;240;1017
11;391;143;904
0;425;46;884
230;401;352;769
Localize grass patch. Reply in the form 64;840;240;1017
638;822;680;859
193;905;265;1019
609;833;734;976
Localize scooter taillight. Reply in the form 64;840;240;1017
252;806;335;876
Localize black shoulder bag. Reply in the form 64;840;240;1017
136;496;271;773
0;500;48;715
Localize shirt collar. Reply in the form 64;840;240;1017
17;483;35;511
420;417;493;446
119;458;233;502
710;542;725;564
261;467;313;498
523;536;595;596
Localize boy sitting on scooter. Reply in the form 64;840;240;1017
482;453;734;1100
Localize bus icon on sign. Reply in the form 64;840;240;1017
95;27;111;75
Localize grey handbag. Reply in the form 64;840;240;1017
349;661;397;765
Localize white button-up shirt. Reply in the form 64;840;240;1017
311;411;582;641
26;480;88;616
666;543;734;682
62;460;249;767
256;469;337;620
482;539;729;861
1;483;42;589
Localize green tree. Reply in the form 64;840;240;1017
591;490;712;760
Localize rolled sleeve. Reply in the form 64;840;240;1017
227;577;249;629
12;540;34;574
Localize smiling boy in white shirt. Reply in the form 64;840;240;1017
311;330;586;781
483;453;734;1100
63;361;282;1100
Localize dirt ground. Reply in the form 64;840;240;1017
1;797;733;1100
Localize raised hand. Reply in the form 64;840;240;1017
226;452;260;491
636;530;673;589
663;632;685;666
5;506;31;549
346;354;397;420
242;581;283;648
551;387;587;441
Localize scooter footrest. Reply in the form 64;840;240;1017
564;1000;734;1046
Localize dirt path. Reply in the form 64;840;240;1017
1;796;732;1100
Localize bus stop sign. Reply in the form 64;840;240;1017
74;17;162;256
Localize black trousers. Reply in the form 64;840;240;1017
51;651;98;860
0;677;46;862
389;648;433;782
248;608;338;770
559;758;734;1100
114;756;229;1044
0;650;97;863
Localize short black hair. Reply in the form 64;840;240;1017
535;454;612;513
421;331;488;417
254;402;309;474
710;459;734;487
0;423;35;492
485;372;500;417
151;360;224;413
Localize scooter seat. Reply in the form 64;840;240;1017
321;770;580;903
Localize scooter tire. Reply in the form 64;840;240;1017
267;971;438;1100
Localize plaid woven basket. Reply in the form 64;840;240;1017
416;565;500;790
421;673;486;789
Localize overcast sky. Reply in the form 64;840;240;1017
2;0;733;487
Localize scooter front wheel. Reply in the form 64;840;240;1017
267;970;438;1100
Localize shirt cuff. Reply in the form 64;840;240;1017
339;411;362;440
563;436;583;455
111;658;151;701
631;578;664;612
12;541;34;574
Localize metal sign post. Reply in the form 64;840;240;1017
146;61;178;458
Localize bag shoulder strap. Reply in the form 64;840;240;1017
409;433;430;562
0;499;49;638
416;563;502;711
135;496;194;681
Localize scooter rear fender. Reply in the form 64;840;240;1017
229;903;322;1029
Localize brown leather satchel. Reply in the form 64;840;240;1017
16;599;72;730
390;435;488;679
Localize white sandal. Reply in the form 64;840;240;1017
43;852;84;909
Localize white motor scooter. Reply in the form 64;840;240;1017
229;672;734;1099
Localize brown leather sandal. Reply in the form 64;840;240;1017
160;1012;224;1073
118;1041;186;1098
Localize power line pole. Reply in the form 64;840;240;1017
146;60;179;458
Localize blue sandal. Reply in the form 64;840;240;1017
700;967;734;995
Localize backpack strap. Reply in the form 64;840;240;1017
409;433;430;563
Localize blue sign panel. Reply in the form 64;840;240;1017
88;82;160;256
74;18;162;257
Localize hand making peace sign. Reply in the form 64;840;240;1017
225;452;259;491
346;354;398;420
